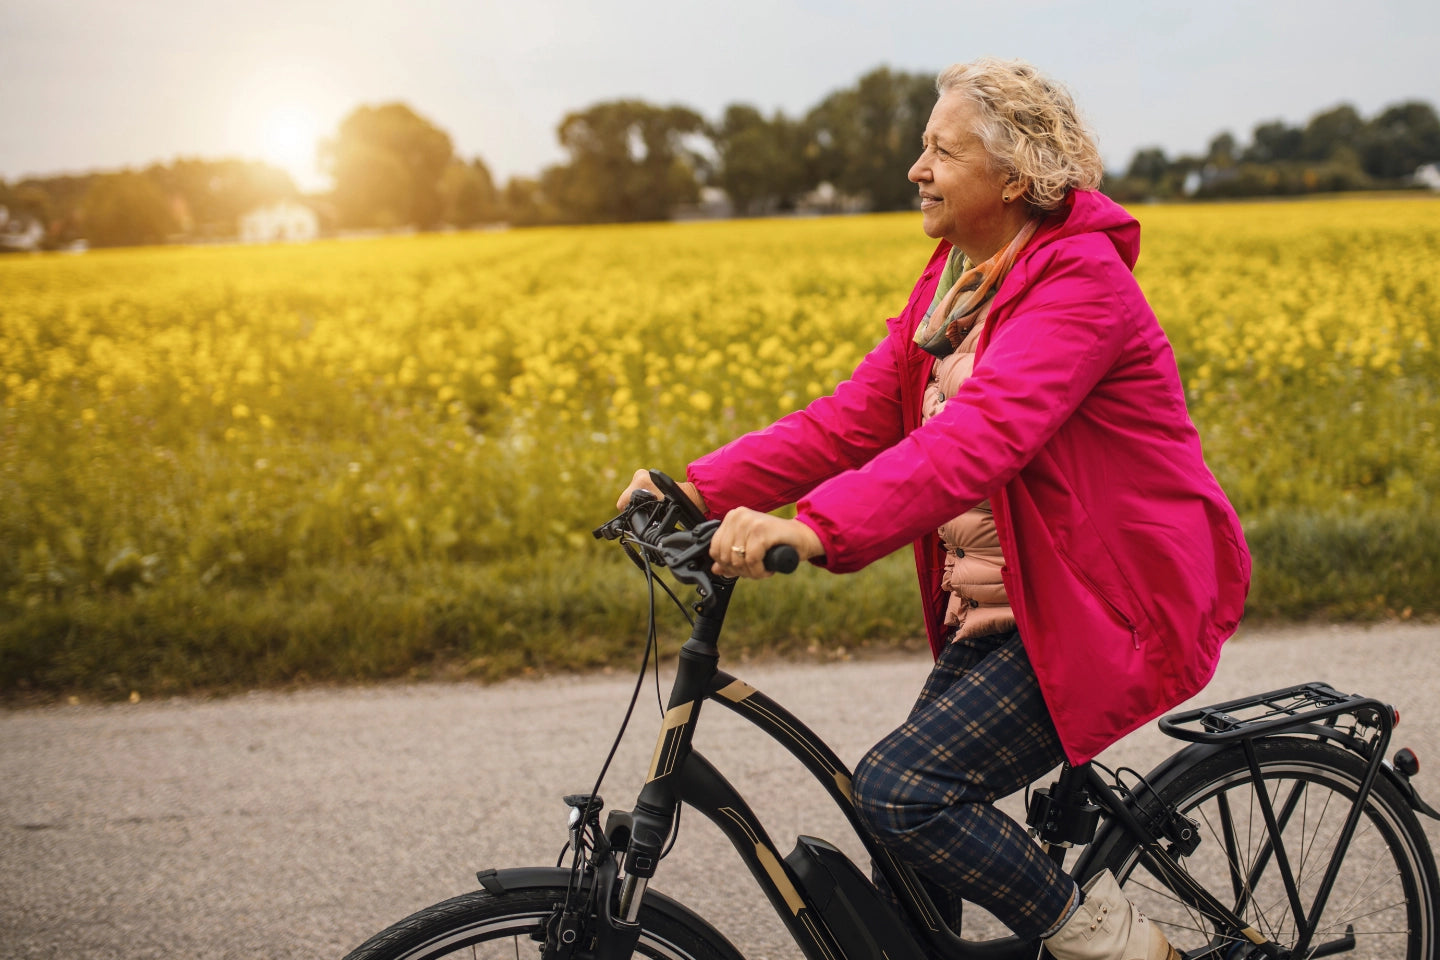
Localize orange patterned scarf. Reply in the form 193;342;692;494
913;217;1040;357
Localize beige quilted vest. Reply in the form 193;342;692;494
920;301;1016;640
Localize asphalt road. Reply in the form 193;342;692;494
3;622;1438;960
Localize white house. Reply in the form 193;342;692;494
239;199;320;244
1414;163;1440;191
0;205;45;252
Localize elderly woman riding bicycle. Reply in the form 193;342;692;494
621;56;1249;960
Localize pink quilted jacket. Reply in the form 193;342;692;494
688;190;1251;764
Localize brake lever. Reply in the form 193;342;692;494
658;520;722;599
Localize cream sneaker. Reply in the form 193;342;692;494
1041;870;1179;960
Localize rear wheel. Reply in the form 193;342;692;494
1088;738;1438;959
343;881;746;960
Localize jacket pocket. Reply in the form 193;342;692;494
1056;546;1144;649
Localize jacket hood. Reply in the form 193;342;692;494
1035;189;1140;270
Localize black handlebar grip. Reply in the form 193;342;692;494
764;544;800;574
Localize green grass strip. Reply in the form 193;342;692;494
3;510;1435;701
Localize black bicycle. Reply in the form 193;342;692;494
345;471;1440;960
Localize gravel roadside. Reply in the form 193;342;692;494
3;621;1438;959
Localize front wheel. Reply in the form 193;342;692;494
1087;737;1439;959
343;872;747;960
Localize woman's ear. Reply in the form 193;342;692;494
1002;175;1030;204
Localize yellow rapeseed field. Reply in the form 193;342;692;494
2;195;1437;687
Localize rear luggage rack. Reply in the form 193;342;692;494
1159;681;1393;750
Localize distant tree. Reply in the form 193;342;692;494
1244;120;1304;164
1357;101;1440;179
1303;152;1370;193
806;67;936;210
1206;132;1239;168
1126;147;1171;185
80;171;176;247
14;173;90;245
500;176;548;226
321;103;455;229
550;100;706;222
1300;104;1365;162
439;158;499;227
153;158;296;238
2;180;56;232
710;105;807;215
1103;147;1181;202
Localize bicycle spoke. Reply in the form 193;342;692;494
1120;877;1244;945
1327;898;1413;928
1127;872;1214;940
1328;842;1401;929
1198;790;1277;939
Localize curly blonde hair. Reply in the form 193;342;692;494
936;58;1103;211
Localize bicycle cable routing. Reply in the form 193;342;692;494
556;488;713;906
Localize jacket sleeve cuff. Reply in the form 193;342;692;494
685;460;727;520
795;515;832;568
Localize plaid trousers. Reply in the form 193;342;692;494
852;628;1072;942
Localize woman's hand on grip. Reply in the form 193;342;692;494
616;468;705;513
710;508;824;579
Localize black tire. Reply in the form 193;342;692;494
1087;737;1439;959
344;881;747;960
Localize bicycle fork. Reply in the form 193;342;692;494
541;591;734;960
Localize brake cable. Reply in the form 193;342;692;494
559;524;702;896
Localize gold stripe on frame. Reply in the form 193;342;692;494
646;702;694;781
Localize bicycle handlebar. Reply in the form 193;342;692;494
593;473;800;597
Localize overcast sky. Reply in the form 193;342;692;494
3;0;1438;192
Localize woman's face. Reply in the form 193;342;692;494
909;94;1023;262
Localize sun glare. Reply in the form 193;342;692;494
259;104;322;191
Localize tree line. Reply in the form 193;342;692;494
0;159;302;250
1108;101;1440;202
3;66;1438;250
